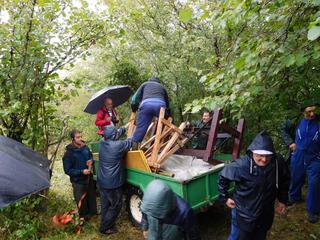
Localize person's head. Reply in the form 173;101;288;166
104;98;113;110
247;130;275;167
103;125;119;141
140;180;177;219
70;129;83;146
202;111;211;123
252;151;273;167
304;105;317;120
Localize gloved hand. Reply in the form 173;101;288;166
131;103;139;112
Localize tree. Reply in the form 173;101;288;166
0;0;106;153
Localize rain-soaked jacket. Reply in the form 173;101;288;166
140;180;201;240
98;125;132;189
218;131;290;232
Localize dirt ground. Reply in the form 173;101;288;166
41;160;320;240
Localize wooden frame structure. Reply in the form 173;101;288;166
178;108;245;162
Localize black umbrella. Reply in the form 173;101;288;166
84;85;133;114
0;136;50;208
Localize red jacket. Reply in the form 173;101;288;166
95;108;119;135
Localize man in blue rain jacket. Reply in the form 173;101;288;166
98;125;132;234
286;101;320;223
218;131;290;240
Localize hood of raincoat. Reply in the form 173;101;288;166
247;130;275;155
103;125;117;140
140;180;176;219
148;77;160;83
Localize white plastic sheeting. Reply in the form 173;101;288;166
161;154;225;182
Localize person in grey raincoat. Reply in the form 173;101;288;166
218;131;290;240
140;180;201;240
98;125;132;235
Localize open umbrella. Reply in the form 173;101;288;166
0;136;50;208
84;85;133;114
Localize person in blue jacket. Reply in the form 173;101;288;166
286;101;320;223
140;180;201;240
131;77;170;148
218;131;290;240
63;129;97;220
98;125;132;235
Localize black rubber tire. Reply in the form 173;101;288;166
125;186;144;227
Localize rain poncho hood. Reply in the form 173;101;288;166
141;180;176;219
148;77;160;83
104;125;117;140
247;130;275;155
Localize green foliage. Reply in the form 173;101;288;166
0;196;44;240
110;59;146;91
0;0;105;154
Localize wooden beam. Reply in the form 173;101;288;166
157;122;187;163
150;107;166;163
232;118;245;160
157;138;188;164
127;112;136;138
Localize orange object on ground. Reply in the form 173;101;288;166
51;161;93;234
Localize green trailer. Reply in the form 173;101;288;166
90;108;245;226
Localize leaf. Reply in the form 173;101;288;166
281;55;295;67
295;53;306;66
179;8;193;23
308;26;320;41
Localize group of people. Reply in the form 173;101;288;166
62;76;320;240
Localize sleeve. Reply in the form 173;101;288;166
218;161;240;203
88;146;93;160
62;150;83;177
120;138;133;153
117;127;126;138
131;84;144;112
277;154;290;204
141;212;149;231
95;110;110;127
279;119;295;146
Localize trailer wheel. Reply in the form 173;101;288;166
126;186;143;227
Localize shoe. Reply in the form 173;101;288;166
308;213;319;223
100;227;118;235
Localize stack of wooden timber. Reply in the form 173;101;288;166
127;107;188;171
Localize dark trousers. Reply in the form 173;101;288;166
228;209;268;240
72;176;97;218
99;187;122;232
132;101;166;142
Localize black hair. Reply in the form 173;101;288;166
70;129;81;139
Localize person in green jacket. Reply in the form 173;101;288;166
140;180;201;240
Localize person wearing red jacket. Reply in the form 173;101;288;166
95;98;119;135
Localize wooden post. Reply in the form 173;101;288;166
150;107;166;163
127;112;136;138
232;118;245;160
203;108;221;161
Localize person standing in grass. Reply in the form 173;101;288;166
218;131;290;240
63;129;97;221
98;125;132;235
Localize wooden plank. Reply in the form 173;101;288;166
203;108;221;161
157;122;187;163
125;150;151;173
157;138;188;164
150;107;166;163
232;118;245;160
127;112;136;138
161;119;182;134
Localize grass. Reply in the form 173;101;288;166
1;158;320;240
